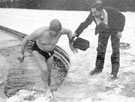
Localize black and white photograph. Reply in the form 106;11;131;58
0;0;135;102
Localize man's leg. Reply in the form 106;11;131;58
47;55;54;87
110;33;120;79
90;33;110;75
32;51;51;96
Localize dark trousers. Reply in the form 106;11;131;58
95;31;120;76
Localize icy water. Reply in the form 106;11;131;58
0;9;135;102
0;29;70;98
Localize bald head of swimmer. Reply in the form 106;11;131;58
49;19;62;33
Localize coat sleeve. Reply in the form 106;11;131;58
117;13;125;32
75;12;94;37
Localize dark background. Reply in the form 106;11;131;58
0;0;135;12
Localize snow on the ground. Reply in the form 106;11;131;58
0;8;135;102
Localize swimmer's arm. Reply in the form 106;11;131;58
61;28;73;40
61;28;77;53
21;28;43;55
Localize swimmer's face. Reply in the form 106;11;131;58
49;27;61;36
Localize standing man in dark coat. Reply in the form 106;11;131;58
72;3;125;79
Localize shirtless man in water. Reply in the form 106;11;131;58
18;19;77;98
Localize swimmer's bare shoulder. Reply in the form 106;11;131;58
25;26;48;41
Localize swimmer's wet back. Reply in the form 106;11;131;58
73;37;90;51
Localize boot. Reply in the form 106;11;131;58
89;68;102;75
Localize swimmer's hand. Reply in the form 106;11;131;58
71;33;78;42
69;40;78;54
72;47;78;54
70;44;78;54
18;54;25;63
